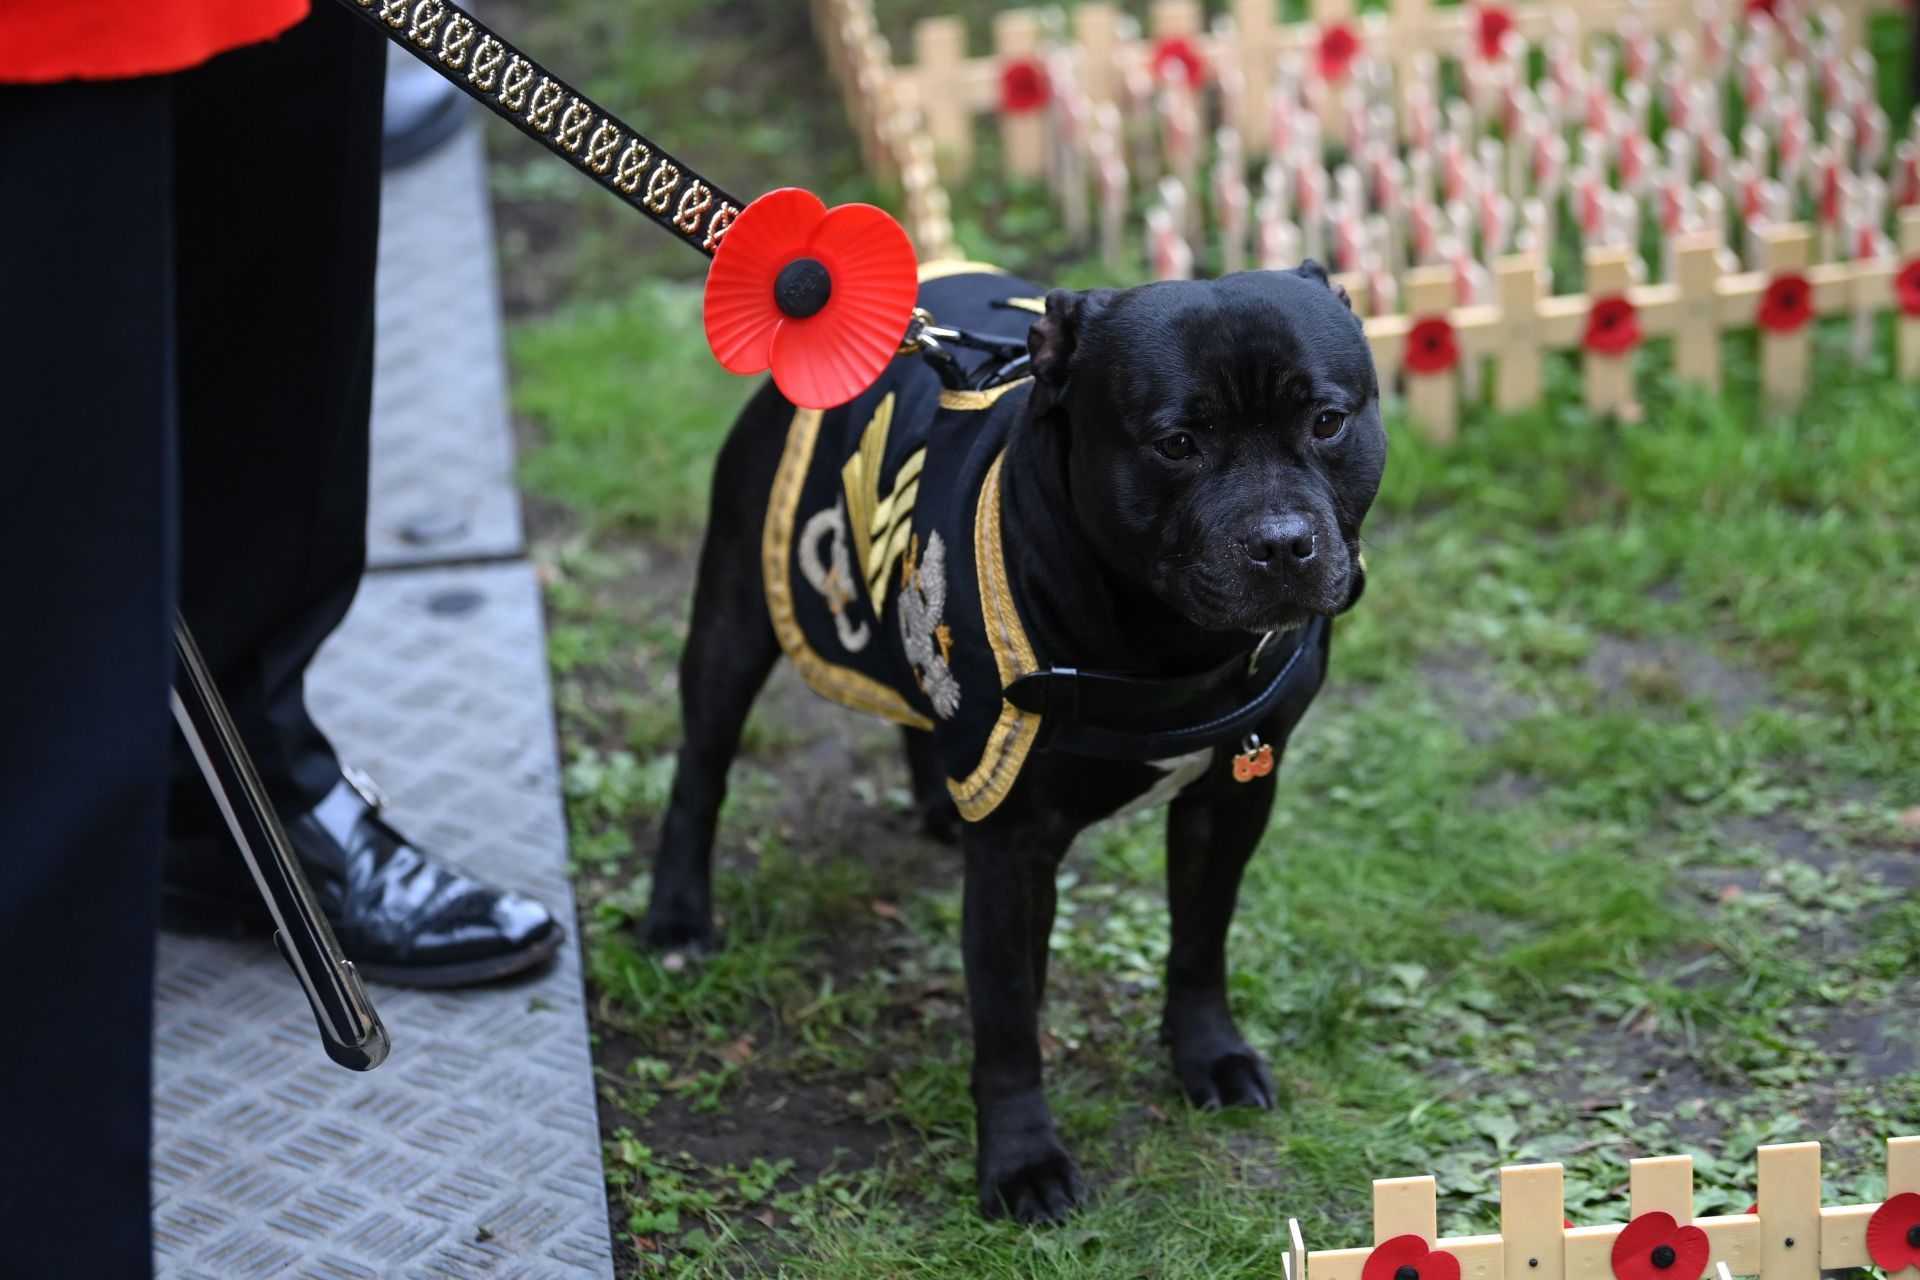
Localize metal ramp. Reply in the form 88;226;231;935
151;117;614;1279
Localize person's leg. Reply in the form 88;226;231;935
165;0;385;835
161;4;563;986
0;75;176;1279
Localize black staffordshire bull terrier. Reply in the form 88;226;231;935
641;260;1385;1222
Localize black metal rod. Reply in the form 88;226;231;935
171;614;390;1071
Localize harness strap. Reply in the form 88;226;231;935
334;0;746;259
1028;616;1331;763
1004;627;1286;721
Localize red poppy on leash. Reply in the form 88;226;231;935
703;188;920;410
1610;1212;1709;1280
1362;1236;1461;1280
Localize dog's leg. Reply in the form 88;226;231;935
901;727;961;842
1160;777;1279;1109
962;822;1085;1222
641;411;784;954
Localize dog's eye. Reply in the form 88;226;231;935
1312;410;1347;440
1154;432;1198;460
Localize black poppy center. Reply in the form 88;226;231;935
1907;1223;1920;1247
1600;311;1619;328
1395;1266;1421;1280
1650;1245;1677;1269
775;257;833;319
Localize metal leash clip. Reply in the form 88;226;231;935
172;616;390;1071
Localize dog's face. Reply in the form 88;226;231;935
1028;263;1386;634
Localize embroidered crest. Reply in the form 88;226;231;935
899;531;959;718
797;498;870;652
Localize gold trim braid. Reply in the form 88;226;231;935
764;408;934;730
939;377;1032;412
916;259;1010;283
947;452;1042;821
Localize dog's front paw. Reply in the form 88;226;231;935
1171;1034;1277;1110
979;1135;1086;1224
639;903;719;956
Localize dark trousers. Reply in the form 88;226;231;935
0;7;383;1274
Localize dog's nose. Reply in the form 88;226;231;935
1245;515;1317;566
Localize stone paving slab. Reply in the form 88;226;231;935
367;119;525;569
152;563;611;1279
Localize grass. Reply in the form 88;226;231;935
521;320;1920;1277
492;1;1920;1274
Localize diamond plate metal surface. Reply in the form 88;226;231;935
367;118;525;569
153;564;612;1279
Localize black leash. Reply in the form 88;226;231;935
337;0;746;258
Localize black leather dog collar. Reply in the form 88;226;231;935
1005;626;1289;720
1015;616;1331;763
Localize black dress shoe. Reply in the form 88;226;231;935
163;771;564;988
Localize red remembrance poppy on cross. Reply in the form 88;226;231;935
1405;316;1459;374
1475;4;1515;60
1745;0;1778;15
1153;35;1206;87
1611;1212;1710;1280
1757;273;1814;333
1895;260;1920;316
1865;1192;1920;1272
1584;294;1641;355
1362;1237;1462;1280
703;188;919;411
1000;58;1051;113
1318;22;1361;80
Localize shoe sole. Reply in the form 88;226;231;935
160;887;568;990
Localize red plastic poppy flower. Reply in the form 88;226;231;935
1611;1212;1710;1280
1866;1192;1920;1272
703;188;918;410
1585;294;1641;355
1895;260;1920;317
1745;0;1777;14
1757;273;1814;334
1405;316;1459;374
1363;1236;1462;1280
1153;36;1206;87
1319;22;1361;81
1000;58;1051;113
1476;4;1515;60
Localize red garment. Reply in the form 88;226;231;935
0;0;310;83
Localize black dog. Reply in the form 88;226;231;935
642;261;1385;1222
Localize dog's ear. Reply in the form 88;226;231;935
1292;258;1352;312
1027;288;1114;417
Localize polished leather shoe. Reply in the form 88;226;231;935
163;771;565;988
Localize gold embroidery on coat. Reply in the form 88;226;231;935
948;453;1042;821
763;409;933;730
839;393;928;617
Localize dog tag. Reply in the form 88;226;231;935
1231;734;1275;782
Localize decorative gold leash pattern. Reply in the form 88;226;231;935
340;0;745;257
